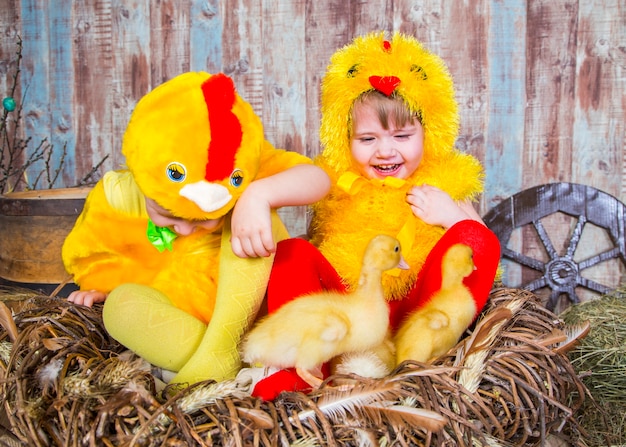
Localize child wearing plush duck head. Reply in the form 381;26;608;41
62;72;331;387
250;32;501;400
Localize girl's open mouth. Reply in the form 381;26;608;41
373;164;401;175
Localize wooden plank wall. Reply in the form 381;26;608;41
1;0;624;300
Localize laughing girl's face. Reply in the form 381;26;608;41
349;99;424;180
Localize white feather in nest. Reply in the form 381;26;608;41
0;301;18;342
295;382;401;422
554;321;591;354
295;381;446;433
37;357;64;393
456;305;515;394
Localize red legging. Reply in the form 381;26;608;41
267;220;500;328
252;220;501;399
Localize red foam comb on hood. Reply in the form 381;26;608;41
201;74;243;181
369;75;401;96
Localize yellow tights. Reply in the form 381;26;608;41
102;212;289;384
103;284;206;371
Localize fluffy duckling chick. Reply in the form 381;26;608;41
394;243;476;364
241;235;408;380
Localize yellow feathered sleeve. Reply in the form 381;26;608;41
62;171;157;292
256;140;313;178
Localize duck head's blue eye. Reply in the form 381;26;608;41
166;162;186;182
230;169;244;187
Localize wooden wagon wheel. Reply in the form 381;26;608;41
483;182;626;311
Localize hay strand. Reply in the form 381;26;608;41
561;287;626;446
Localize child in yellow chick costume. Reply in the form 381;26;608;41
250;32;501;400
61;72;330;386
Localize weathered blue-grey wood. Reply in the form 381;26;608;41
110;0;150;170
149;0;191;86
73;1;116;177
49;1;75;186
483;0;527;212
20;0;53;187
1;0;625;290
221;0;263;116
573;0;625;200
190;0;222;74
525;0;578;185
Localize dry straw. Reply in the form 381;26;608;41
0;286;588;446
561;287;626;447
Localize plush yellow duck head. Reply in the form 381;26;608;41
318;31;459;177
123;72;264;220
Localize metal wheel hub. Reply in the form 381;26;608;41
545;258;578;288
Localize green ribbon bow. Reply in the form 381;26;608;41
146;219;177;252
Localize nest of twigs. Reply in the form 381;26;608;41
0;287;588;446
561;287;626;447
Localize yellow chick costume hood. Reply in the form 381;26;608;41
62;72;310;383
310;32;484;300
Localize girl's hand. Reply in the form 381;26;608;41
406;185;480;229
228;164;330;258
229;184;275;258
67;290;107;307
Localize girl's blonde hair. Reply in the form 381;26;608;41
350;90;421;138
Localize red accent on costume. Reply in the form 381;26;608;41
266;237;347;314
369;75;401;96
201;74;242;181
388;220;502;331
251;220;501;400
251;368;312;401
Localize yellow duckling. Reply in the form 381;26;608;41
241;235;408;379
394;243;476;364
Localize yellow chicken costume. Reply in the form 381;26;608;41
251;32;500;400
311;32;484;300
62;72;312;385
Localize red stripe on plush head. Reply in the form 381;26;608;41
201;74;243;181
